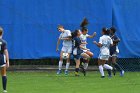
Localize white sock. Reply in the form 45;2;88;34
99;65;104;76
84;63;88;70
103;64;113;70
65;62;70;71
59;61;63;70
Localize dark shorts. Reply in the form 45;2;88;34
0;54;6;67
73;48;83;60
110;51;118;57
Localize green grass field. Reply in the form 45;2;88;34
1;71;140;93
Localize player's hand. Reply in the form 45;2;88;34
93;41;97;44
93;32;96;37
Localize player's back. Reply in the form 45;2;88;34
0;38;7;66
72;37;81;49
100;35;112;48
0;38;7;54
100;35;112;55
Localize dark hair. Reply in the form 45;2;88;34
106;29;110;35
0;27;3;36
81;27;88;32
71;30;79;39
110;27;116;33
102;27;109;35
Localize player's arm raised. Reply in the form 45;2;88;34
88;32;96;38
93;41;102;47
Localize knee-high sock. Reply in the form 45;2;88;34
2;76;7;90
103;64;113;70
75;68;79;73
59;61;63;70
113;63;123;71
99;65;104;76
84;63;88;70
65;63;70;71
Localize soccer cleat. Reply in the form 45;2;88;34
120;70;124;76
65;70;69;75
57;70;62;75
75;72;80;76
108;75;112;78
3;90;7;93
101;76;105;78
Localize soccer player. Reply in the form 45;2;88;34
108;27;124;76
56;25;72;75
80;27;96;72
72;30;90;76
93;28;113;78
0;27;9;92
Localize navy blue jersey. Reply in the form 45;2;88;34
0;38;7;66
0;38;7;54
110;34;119;55
72;37;83;59
73;37;81;49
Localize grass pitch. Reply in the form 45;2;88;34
0;71;140;93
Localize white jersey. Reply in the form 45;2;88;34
80;34;89;48
59;30;72;47
99;35;113;56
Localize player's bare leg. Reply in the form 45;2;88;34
83;51;93;70
80;53;90;76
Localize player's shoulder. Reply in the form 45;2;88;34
80;34;83;36
65;30;71;33
0;38;7;44
73;37;79;40
114;34;119;38
0;39;7;46
100;35;104;39
86;34;89;37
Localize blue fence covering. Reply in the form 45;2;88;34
0;0;139;59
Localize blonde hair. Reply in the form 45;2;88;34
57;25;64;29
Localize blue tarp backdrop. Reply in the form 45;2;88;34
0;0;139;59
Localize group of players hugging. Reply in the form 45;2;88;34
56;18;124;78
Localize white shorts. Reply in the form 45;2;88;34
61;46;72;53
98;54;109;61
83;49;88;53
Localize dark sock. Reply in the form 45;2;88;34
75;68;79;73
113;63;123;71
107;69;112;76
2;76;7;90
